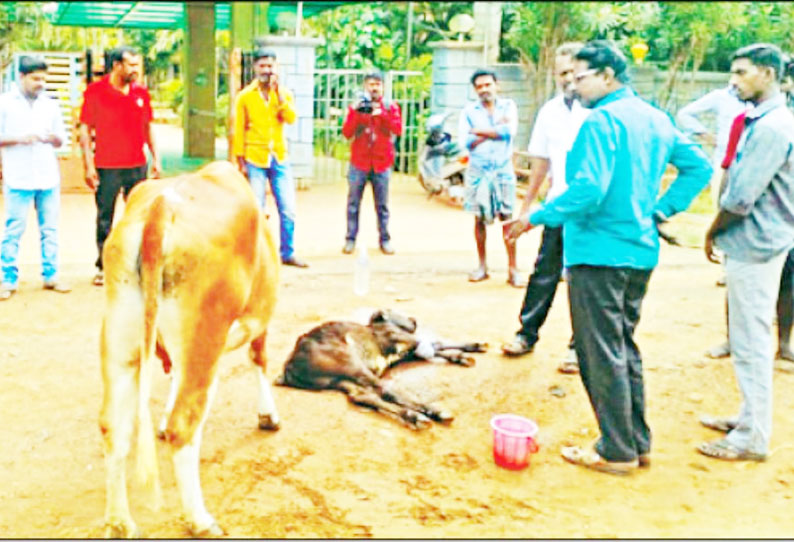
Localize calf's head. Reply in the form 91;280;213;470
368;310;418;355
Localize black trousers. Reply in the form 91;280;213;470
95;165;148;270
777;248;794;345
568;265;652;463
517;225;573;349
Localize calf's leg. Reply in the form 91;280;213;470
336;380;433;429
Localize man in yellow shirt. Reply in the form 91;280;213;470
233;48;307;267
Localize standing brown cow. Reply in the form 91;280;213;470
99;161;280;537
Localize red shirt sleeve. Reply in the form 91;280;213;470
79;84;95;126
721;111;746;169
341;106;360;139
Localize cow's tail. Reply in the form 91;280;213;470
135;194;168;510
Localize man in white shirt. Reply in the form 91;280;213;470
501;42;589;373
0;55;71;300
676;85;746;211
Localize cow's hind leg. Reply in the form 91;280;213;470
336;380;433;429
159;310;228;537
99;309;143;538
250;332;280;430
166;376;225;537
157;371;179;440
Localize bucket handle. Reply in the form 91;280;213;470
528;437;539;454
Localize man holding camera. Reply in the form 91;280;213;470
233;47;307;268
341;72;402;255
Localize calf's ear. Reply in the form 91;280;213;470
370;310;387;324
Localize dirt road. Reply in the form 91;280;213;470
1;176;792;538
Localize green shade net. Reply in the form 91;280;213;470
44;1;346;30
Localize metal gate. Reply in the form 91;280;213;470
311;69;428;184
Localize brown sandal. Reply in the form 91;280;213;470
507;270;526;288
561;446;638;475
468;269;489;282
699;416;738;433
696;438;766;462
501;335;533;356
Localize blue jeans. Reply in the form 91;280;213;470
246;159;296;261
724;251;788;455
346;165;390;244
1;186;60;287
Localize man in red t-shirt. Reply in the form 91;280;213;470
341;72;402;255
79;47;161;286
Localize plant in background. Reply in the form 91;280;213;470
644;2;745;110
158;78;183;112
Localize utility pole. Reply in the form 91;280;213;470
405;1;413;69
472;2;502;65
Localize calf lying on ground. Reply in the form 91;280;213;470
276;310;487;429
99;161;280;538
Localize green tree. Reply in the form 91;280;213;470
704;2;794;71
643;2;745;109
306;1;472;71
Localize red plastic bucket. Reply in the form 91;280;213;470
490;414;539;470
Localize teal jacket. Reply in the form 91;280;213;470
529;87;712;270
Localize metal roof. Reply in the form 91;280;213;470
45;2;344;30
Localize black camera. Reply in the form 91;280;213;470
355;92;374;114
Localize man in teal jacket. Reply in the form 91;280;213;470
509;40;712;475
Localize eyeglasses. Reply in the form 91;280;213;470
573;69;599;83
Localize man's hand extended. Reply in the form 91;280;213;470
503;216;533;242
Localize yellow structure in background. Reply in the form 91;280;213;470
630;41;649;65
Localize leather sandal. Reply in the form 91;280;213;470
699;415;738;433
705;342;730;359
696;438;766;462
507;270;526;288
43;281;71;293
0;287;16;301
468;268;489;282
561;446;638;475
501;335;533;356
558;348;579;374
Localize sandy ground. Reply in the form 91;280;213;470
1;174;793;538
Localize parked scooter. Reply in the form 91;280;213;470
417;112;468;204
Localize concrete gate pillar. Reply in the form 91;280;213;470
429;41;485;134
